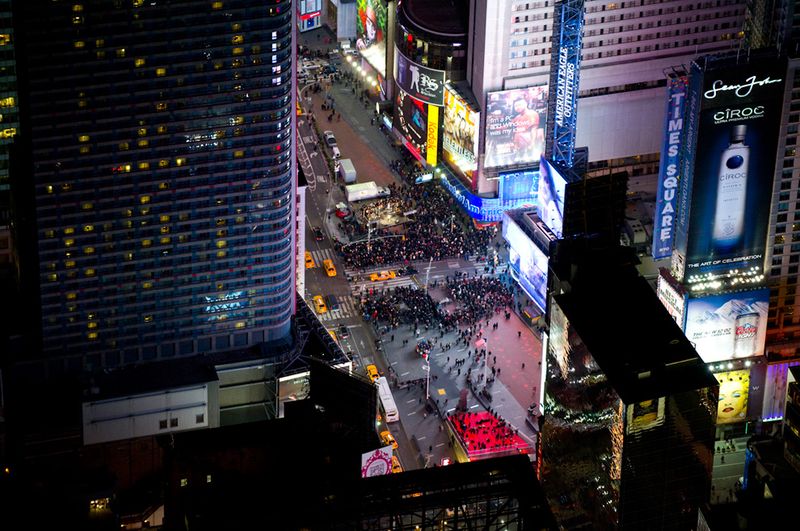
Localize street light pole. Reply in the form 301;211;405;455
424;256;433;293
424;355;431;401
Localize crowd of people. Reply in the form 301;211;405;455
338;182;496;269
445;277;513;326
449;411;530;455
363;286;442;329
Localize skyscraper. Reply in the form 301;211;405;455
14;0;297;367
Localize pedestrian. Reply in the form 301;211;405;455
522;362;525;370
517;330;522;338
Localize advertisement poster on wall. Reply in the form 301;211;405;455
537;157;567;238
356;0;388;76
394;88;428;160
683;60;786;280
394;48;445;106
714;370;750;424
442;88;479;179
485;86;548;168
503;217;549;310
683;288;769;363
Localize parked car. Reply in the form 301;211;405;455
312;226;324;241
323;130;337;147
338;324;350;339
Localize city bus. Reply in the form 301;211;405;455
376;377;399;423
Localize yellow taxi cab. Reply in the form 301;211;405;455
369;270;396;282
328;329;337;342
366;364;380;383
391;455;403;474
323;258;337;277
305;251;315;269
380;430;398;450
312;295;327;314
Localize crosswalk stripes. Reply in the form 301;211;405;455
316;294;361;322
310;248;335;266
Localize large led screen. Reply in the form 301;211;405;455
394;88;428;160
503;218;548;310
683;61;786;280
714;369;750;424
485;86;548;168
442;88;479;178
356;0;388;76
537;158;567;238
394;49;445;106
683;288;769;363
499;169;539;204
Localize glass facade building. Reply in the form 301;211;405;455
541;252;718;529
15;0;296;366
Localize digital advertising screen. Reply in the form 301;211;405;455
683;288;769;363
485;86;548;168
394;48;445;106
499;169;539;205
356;0;388;76
503;218;548;310
537;157;567;238
683;60;786;280
442;88;479;178
394;88;428;160
656;269;686;327
714;369;750;424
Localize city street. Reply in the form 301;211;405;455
298;27;545;472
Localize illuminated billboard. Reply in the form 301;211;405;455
656;269;686;327
356;0;388;76
485;86;548;168
503;216;549;310
682;60;786;282
683;288;769;363
394;48;445;106
499;169;539;204
537;158;567;238
653;75;688;260
394;88;428;160
714;369;750;424
360;445;394;477
442;87;479;177
426;105;439;166
440;172;540;223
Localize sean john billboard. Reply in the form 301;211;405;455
682;60;786;282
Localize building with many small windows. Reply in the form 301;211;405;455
13;0;297;368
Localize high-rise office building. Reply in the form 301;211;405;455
0;0;19;267
542;240;718;529
13;0;297;367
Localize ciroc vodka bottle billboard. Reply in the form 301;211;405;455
678;58;786;288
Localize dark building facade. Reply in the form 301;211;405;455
13;0;297;367
541;241;718;529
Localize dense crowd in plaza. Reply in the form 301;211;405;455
337;182;496;269
445;277;513;325
363;286;443;328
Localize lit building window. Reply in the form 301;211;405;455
138;162;150;170
87;332;98;340
140;195;150;204
143;281;153;289
144;315;153;323
155;102;167;111
116;48;126;58
84;246;95;255
46;185;54;194
235;321;246;329
157;125;167;134
45;230;55;238
158;181;169;189
217;250;226;258
232;35;244;44
158;159;169;168
135;58;146;67
66;292;77;300
64;238;75;247
160;215;170;222
160;236;171;244
160;226;170;234
82;202;93;210
138;127;147;136
138;139;149;148
47;273;58;282
211;1;223;10
95;39;104;47
124;252;133;261
72;4;83;12
74;40;85;49
142;239;152;247
156;67;166;76
65;260;76;268
233;47;244;56
79;146;90;154
83;225;94;232
78;135;90;143
85;268;95;277
175;157;186;166
119;142;129;150
87;321;97;329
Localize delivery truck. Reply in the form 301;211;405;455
338;158;357;184
346;181;391;202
